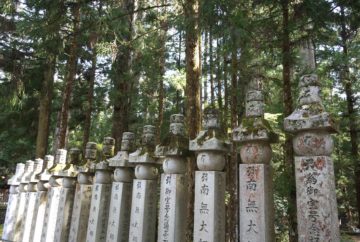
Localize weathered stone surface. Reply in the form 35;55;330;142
41;185;62;242
239;164;274;242
86;183;112;242
21;191;37;242
54;177;76;242
29;190;48;242
106;182;132;242
295;156;340;242
158;174;187;242
194;171;225;242
2;163;24;241
128;179;157;242
69;184;92;242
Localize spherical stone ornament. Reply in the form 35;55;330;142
196;151;226;171
293;131;333;156
78;173;92;184
114;167;133;182
63;177;76;188
163;157;187;174
169;123;186;136
95;170;112;184
239;142;272;164
135;164;158;180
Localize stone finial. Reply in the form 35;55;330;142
29;158;44;183
155;114;188;158
59;148;81;177
233;76;277;144
49;149;68;175
109;132;136;167
189;108;230;153
85;142;97;160
37;155;54;181
95;137;115;170
129;125;158;165
8;163;25;186
20;160;35;184
284;74;337;133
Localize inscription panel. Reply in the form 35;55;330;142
13;191;28;241
158;174;187;242
86;184;112;242
2;193;20;241
295;156;340;242
29;191;48;242
128;179;157;242
194;171;225;242
41;187;62;242
21;191;37;242
69;184;93;242
106;182;133;242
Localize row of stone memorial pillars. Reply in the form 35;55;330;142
1;73;340;242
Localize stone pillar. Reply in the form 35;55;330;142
69;142;97;242
41;149;67;242
128;125;159;242
54;148;82;242
189;109;230;242
106;132;136;242
14;160;34;242
284;74;340;241
29;155;54;242
155;114;189;242
86;137;115;242
2;163;25;241
233;77;276;242
20;158;44;242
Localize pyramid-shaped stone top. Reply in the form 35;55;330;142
284;74;337;133
8;163;25;186
38;155;54;181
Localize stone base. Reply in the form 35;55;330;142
295;156;340;242
158;174;187;242
21;192;37;242
54;187;76;242
239;164;274;242
106;182;133;242
86;183;112;242
194;171;225;242
2;193;20;241
13;192;28;241
128;179;157;242
41;186;62;242
69;184;93;242
29;191;48;242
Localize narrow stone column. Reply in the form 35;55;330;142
21;158;44;242
106;132;136;242
14;160;34;242
54;148;82;242
233;77;276;242
284;74;340;241
155;114;189;241
189;109;230;242
86;137;115;242
2;163;25;241
41;149;68;242
128;125;159;242
69;142;97;242
29;155;54;242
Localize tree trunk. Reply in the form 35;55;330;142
35;54;56;158
281;0;298;241
111;0;135;152
209;28;215;105
55;1;81;150
216;38;223;111
340;6;360;228
82;41;97;153
203;30;208;105
184;0;201;239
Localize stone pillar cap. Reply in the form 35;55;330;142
20;160;35;184
7;163;25;186
59;147;82;177
102;137;115;158
49;149;68;176
284;74;338;134
29;158;44;183
109;132;136;167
